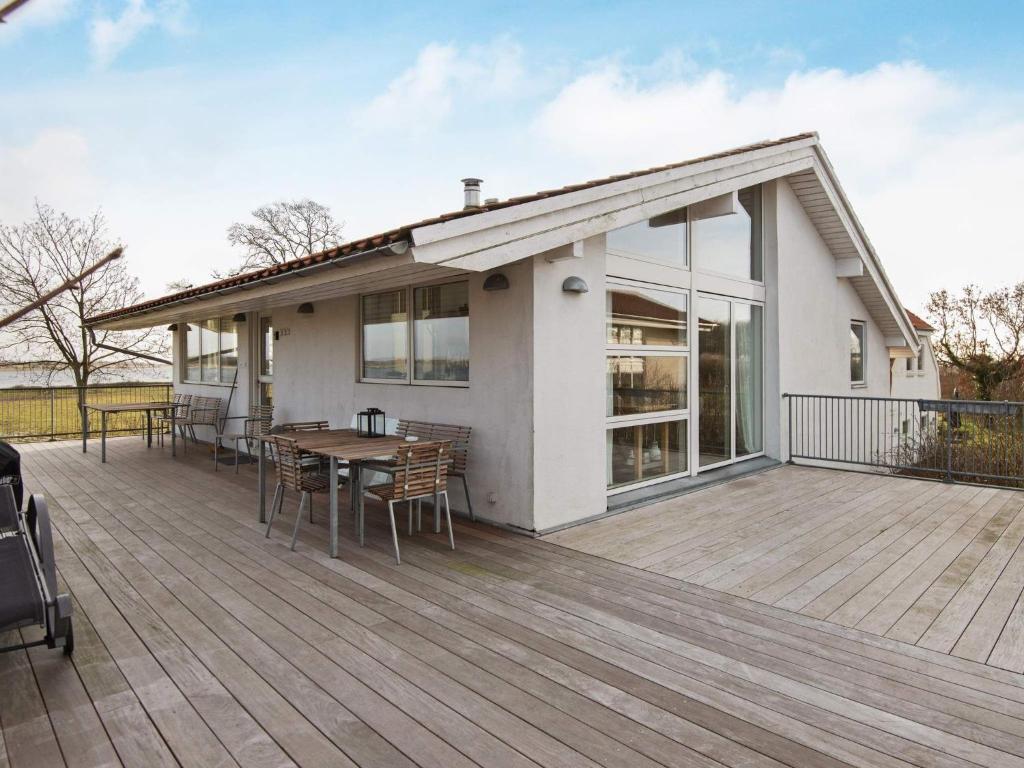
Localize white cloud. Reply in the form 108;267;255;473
0;0;76;42
357;38;525;135
0;130;96;222
89;0;188;68
531;60;1023;310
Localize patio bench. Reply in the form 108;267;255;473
397;420;474;520
0;486;74;656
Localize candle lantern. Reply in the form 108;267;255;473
357;407;386;438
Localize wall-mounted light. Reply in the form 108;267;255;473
232;312;247;323
483;272;510;291
166;323;179;331
297;302;315;314
562;276;589;294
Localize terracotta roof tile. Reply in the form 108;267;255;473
88;132;816;324
904;308;935;332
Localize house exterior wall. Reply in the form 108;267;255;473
259;258;536;530
170;324;252;445
890;332;941;400
773;177;891;460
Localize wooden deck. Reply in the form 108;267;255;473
546;464;1024;674
5;441;1024;767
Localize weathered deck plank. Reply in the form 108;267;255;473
3;439;1024;767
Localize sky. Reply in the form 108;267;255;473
2;1;1024;313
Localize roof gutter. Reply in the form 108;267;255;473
86;239;411;327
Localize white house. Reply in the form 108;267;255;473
890;308;941;400
88;132;929;534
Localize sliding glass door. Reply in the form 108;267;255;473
698;295;763;469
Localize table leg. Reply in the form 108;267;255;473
355;463;365;547
171;410;176;458
81;405;88;453
258;440;267;523
329;457;339;558
101;411;107;463
146;410;153;448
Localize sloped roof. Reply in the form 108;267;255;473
87;133;815;325
904;308;935;332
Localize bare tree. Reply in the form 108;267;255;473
165;278;194;292
927;283;1024;400
0;202;168;391
219;199;343;276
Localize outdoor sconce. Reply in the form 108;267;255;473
232;312;247;323
356;407;386;438
562;276;589;294
166;323;178;331
483;272;510;291
297;302;315;314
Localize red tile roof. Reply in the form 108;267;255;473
88;132;816;325
904;308;935;332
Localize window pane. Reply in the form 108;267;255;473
698;297;732;467
362;290;408;380
606;208;687;268
219;318;238;383
200;319;219;382
607;355;687;416
260;316;273;377
693;185;762;280
414;282;469;382
607;419;688;489
735;304;763;456
606;288;687;347
185;323;201;381
850;323;865;382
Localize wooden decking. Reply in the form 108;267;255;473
5;440;1024;767
546;464;1024;673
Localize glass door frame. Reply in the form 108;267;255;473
253;312;273;406
694;292;765;473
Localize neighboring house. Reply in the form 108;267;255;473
890;308;941;400
87;132;929;534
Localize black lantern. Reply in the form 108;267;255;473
357;407;386;438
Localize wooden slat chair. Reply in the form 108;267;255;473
397;420;474;520
156;393;192;447
276;420;331;471
363;441;454;565
214;404;273;473
264;435;331;551
176;396;223;451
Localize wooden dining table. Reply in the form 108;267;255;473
256;429;438;558
82;401;176;463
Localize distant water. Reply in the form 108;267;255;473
0;365;172;388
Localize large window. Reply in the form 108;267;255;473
182;317;238;384
850;321;866;385
606;207;687;269
606;282;689;490
693;186;762;281
361;281;469;385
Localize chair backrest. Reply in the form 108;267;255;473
391;441;450;501
268;435;316;492
246;404;274;437
280;420;329;432
396;420;471;474
190;396;222;425
170;392;192;415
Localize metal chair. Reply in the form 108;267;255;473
264;435;330;551
156;393;192;447
176;396;223;451
397;420;474;520
363;441;453;565
214;404;273;472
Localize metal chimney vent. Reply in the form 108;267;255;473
461;178;483;209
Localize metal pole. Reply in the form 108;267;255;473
48;388;56;441
945;403;953;482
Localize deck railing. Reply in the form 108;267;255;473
0;382;172;442
784;393;1024;488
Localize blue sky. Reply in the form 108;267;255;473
3;1;1024;310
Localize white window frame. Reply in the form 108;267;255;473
850;320;867;387
181;317;238;385
605;278;691;494
359;279;470;388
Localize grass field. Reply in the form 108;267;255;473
0;383;172;442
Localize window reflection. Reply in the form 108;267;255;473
606;208;687;268
607;356;687;416
362;290;408;380
607;288;687;347
694;186;762;281
607;420;688;488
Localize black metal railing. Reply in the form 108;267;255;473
0;382;172;442
785;393;1024;488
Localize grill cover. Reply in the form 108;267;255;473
0;441;23;511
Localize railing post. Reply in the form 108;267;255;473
785;394;794;463
945;403;954;483
48;387;56;441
